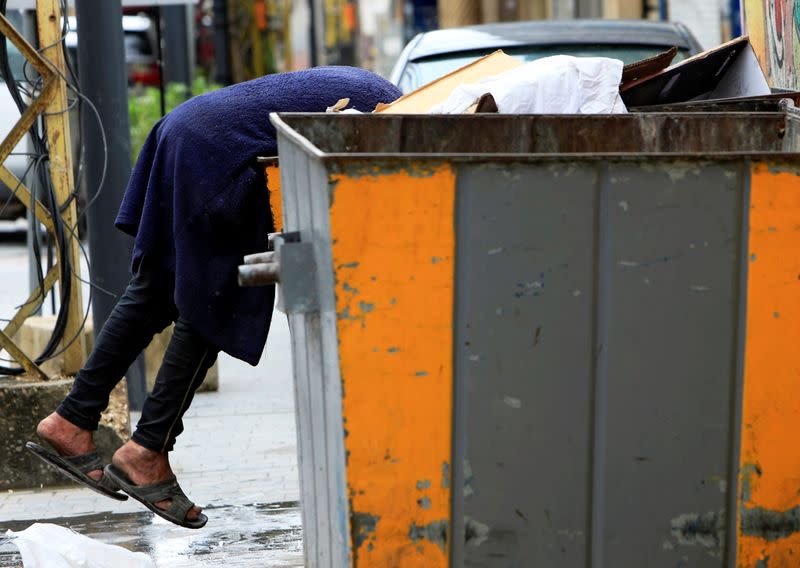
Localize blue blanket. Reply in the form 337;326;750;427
116;67;402;364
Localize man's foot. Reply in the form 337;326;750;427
36;412;102;481
112;440;202;521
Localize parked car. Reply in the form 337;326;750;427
390;19;704;93
65;14;160;87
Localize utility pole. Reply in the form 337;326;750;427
162;4;193;94
212;0;232;84
75;0;147;410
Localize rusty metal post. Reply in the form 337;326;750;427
36;0;85;375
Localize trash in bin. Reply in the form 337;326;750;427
622;36;771;107
428;55;627;114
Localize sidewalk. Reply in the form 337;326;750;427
0;308;304;567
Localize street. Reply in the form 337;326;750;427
0;226;304;567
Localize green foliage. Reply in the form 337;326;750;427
128;75;222;164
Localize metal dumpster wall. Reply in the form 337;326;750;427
276;113;794;155
451;160;746;567
274;114;800;567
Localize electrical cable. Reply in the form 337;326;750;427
0;0;109;376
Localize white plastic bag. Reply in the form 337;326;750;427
6;523;155;568
429;55;627;115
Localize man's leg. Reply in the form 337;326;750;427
111;316;218;520
36;255;177;480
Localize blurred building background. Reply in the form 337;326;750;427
202;0;742;82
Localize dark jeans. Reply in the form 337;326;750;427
57;255;218;453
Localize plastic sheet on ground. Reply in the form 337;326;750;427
429;55;627;115
5;523;155;568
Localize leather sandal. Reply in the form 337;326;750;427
103;464;207;529
25;442;128;501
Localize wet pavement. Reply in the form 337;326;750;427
0;232;305;566
0;502;303;567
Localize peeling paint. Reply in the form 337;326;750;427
339;306;358;321
618;200;629;212
463;459;473;498
414;371;429;377
338;261;360;269
358;301;375;313
670;510;725;557
431;256;444;264
416;480;431;490
515;280;544;299
387;347;400;353
417;497;431;510
351;511;380;553
441;462;451;489
464;517;490;547
408;520;448;551
741;505;800;541
503;396;522;409
690;285;711;293
488;247;503;255
342;282;359;294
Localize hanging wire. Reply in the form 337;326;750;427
0;0;110;375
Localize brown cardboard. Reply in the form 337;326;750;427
621;36;770;108
375;50;523;114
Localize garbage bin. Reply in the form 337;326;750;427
264;109;800;568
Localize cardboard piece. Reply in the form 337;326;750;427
465;92;499;114
621;36;770;108
621;47;677;86
375;50;523;114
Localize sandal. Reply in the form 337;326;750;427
25;442;128;501
103;464;207;529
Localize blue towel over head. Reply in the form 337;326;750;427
116;66;402;364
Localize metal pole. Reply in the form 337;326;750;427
162;5;192;96
75;0;147;410
155;7;166;117
212;0;232;84
309;0;319;66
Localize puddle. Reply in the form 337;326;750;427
0;501;303;567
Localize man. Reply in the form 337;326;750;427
27;66;402;529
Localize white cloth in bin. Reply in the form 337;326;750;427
429;55;627;115
5;523;155;568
